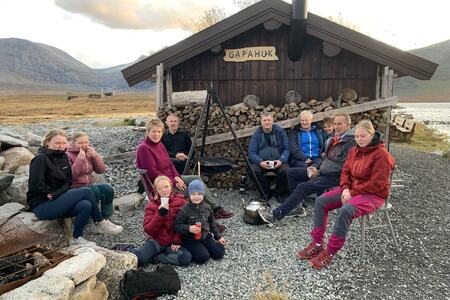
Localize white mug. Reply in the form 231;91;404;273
268;161;275;169
160;197;169;207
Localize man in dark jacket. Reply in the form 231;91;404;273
161;114;192;174
248;112;289;200
258;113;357;222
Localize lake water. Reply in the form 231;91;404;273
395;102;450;141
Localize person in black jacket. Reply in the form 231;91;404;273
161;114;192;174
175;180;225;264
27;130;123;246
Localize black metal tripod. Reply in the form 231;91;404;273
182;85;267;201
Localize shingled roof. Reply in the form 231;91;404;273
122;0;438;86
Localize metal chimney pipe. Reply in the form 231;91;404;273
288;0;308;62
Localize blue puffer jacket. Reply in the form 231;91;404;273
248;124;289;165
288;125;326;164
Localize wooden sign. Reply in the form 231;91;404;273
223;46;278;62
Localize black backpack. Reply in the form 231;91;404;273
120;264;181;300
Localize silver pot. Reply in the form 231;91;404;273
241;200;269;225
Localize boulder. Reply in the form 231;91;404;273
0;173;14;192
0;202;25;220
26;133;44;147
62;246;137;300
0;147;34;173
0;175;28;206
70;276;108;300
0;274;74;300
14;165;30;177
0;156;4;169
0;134;29;149
113;193;144;212
16;212;63;235
44;252;106;285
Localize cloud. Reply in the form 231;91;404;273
54;0;216;30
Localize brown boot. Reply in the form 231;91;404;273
309;249;333;269
297;241;323;260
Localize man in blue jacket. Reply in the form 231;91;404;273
248;112;290;200
258;113;356;222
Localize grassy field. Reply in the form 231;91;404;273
0;93;155;125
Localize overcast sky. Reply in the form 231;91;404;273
0;0;448;68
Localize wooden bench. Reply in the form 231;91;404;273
390;115;416;139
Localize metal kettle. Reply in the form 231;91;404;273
241;199;270;225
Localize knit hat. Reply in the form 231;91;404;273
188;180;205;196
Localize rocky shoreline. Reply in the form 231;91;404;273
1;121;449;299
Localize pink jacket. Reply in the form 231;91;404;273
66;143;106;188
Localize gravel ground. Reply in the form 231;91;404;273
5;122;450;299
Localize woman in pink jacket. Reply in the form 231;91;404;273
66;132;118;225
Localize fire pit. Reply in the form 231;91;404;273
0;214;71;295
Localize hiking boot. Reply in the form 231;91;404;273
297;241;323;260
213;207;235;220
69;236;96;247
95;219;123;234
309;249;333;269
106;214;122;226
217;223;226;233
110;243;136;252
285;206;306;218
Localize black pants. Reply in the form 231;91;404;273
170;158;187;174
250;163;289;196
182;234;225;264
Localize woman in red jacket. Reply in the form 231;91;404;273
111;176;191;267
297;120;395;269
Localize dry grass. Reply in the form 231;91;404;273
252;273;289;300
0;93;155;125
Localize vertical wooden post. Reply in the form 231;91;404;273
381;66;389;98
375;65;381;99
165;68;173;108
156;63;164;112
387;69;394;97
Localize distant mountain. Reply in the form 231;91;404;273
0;38;152;92
394;39;450;102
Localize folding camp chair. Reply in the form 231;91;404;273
136;168;155;199
359;175;403;257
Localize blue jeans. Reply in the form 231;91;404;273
33;187;103;238
130;239;192;267
273;175;339;219
181;234;225;264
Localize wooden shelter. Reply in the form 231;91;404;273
122;0;437;109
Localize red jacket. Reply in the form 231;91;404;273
136;137;179;192
340;137;395;199
66;143;106;188
143;192;187;246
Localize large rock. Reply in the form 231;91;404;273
69;276;108;300
16;212;63;235
26;133;44;147
44;252;106;285
0;202;25;220
0;134;29;149
62;246;137;300
113;193;144;212
14;165;30;177
0;175;28;205
0;156;4;170
0;274;74;300
0;147;34;173
0;174;14;192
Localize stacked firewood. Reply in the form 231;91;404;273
157;95;388;188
